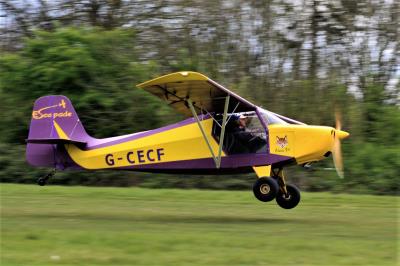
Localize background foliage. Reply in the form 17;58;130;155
0;1;398;194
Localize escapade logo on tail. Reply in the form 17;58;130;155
32;99;72;119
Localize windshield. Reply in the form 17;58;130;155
260;109;288;125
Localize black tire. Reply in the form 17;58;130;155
276;184;301;209
37;178;46;186
253;177;279;202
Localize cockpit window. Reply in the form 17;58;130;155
260;109;288;125
212;112;267;154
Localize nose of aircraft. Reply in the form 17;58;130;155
336;130;350;140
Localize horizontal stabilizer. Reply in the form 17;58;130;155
26;138;86;146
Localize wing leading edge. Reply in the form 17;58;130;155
137;71;257;117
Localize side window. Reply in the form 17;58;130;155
212;112;267;154
245;115;267;139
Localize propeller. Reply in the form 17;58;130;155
332;110;349;178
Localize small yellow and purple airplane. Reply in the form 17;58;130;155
26;71;349;209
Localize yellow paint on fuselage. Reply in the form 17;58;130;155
55;109;346;169
62;118;225;169
253;165;272;177
269;124;335;164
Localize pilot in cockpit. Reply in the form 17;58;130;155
228;114;267;154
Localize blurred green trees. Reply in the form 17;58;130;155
1;27;178;143
0;0;399;195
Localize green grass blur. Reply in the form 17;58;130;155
1;184;398;266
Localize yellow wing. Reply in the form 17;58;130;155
137;71;256;117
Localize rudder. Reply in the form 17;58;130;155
26;95;90;168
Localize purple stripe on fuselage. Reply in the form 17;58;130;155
117;153;292;171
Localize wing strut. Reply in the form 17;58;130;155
216;95;230;168
187;96;230;168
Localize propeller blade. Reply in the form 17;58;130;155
335;109;342;131
332;136;344;178
333;108;347;178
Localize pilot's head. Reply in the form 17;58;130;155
238;114;247;128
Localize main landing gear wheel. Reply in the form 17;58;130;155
276;184;301;209
253;177;279;202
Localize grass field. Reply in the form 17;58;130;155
0;184;398;266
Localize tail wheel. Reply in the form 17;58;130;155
276;184;301;209
253;177;279;202
36;169;56;186
37;178;46;186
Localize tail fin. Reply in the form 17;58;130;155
26;95;89;168
27;95;89;145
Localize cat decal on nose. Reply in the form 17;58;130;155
276;135;288;148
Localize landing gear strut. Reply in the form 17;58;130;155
37;169;56;186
